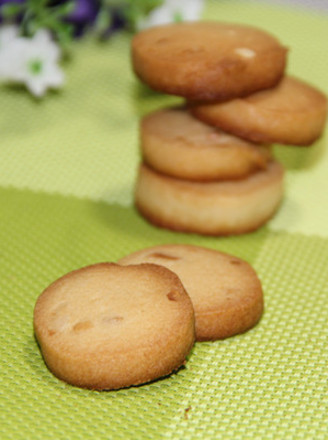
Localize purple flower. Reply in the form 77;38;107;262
65;0;126;38
65;0;99;35
60;0;124;38
69;0;98;22
38;0;98;37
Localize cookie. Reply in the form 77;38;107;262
135;160;284;236
34;263;195;390
119;244;264;341
141;107;272;181
191;76;328;145
131;21;287;101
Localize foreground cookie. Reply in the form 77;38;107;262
135;161;284;235
141;107;272;181
132;21;287;101
191;76;328;145
34;263;195;390
119;244;263;341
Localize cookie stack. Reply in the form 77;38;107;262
131;21;327;235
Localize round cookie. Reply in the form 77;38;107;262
119;244;264;341
190;76;328;145
141;107;272;181
131;21;287;101
34;263;195;390
135;161;284;236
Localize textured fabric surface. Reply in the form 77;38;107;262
1;1;327;439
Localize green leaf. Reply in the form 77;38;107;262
27;0;48;10
54;22;74;48
1;3;25;18
95;8;113;34
24;18;40;37
51;1;76;19
122;0;164;31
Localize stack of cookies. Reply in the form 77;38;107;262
131;21;327;235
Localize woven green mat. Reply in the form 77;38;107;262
1;1;328;439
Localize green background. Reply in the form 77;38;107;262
1;1;327;439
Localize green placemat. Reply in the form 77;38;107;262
1;1;328;439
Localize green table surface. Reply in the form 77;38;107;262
1;1;327;439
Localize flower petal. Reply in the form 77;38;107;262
138;0;204;30
0;24;20;47
25;76;48;97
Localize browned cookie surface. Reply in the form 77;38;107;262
191;76;327;145
132;21;287;101
34;263;195;390
119;244;263;341
141;107;271;181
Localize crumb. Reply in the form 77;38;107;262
184;406;192;419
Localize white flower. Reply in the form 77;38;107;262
0;28;64;97
0;25;20;78
138;0;204;30
0;24;19;47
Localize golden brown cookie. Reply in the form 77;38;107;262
141;107;272;181
135;161;284;236
190;76;328;145
131;21;287;101
119;244;264;341
34;263;195;390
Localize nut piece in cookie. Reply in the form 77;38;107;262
119;244;264;341
34;263;195;390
